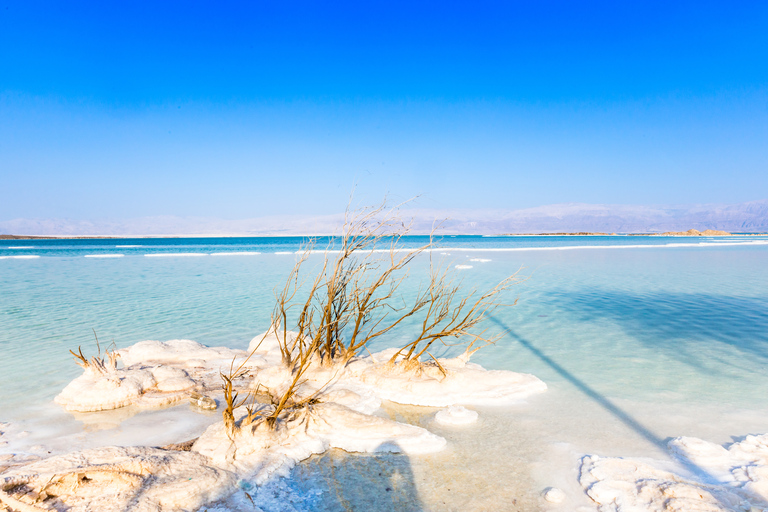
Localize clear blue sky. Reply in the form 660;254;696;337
1;0;767;220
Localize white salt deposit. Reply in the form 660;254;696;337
580;456;752;511
119;339;251;367
0;446;236;512
542;486;566;503
580;433;768;511
193;402;446;483
57;332;546;414
42;331;548;510
434;405;479;426
347;348;547;407
4;397;446;511
55;340;260;412
55;365;159;412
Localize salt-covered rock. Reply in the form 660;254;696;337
580;434;768;511
579;454;751;511
55;367;156;412
192;402;446;484
347;348;547;407
56;339;265;413
119;339;254;368
542;486;566;503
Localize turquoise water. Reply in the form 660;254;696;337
2;235;767;411
1;236;768;508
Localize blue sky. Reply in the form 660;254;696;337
1;0;767;220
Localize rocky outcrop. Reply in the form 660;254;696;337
658;229;732;236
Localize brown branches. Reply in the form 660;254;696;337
221;200;522;436
267;200;435;370
388;262;521;371
68;330;119;375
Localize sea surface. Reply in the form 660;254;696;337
2;235;768;510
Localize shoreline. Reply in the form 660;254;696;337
2;232;767;240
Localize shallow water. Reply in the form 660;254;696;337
1;236;767;510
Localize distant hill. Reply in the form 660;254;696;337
404;200;768;235
1;200;767;237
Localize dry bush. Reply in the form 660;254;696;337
270;201;434;368
219;332;323;435
221;201;521;434
386;261;520;373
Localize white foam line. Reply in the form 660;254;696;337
274;251;297;255
84;254;124;258
0;255;40;259
116;245;142;248
427;240;768;252
144;253;208;257
298;240;768;254
8;246;34;249
210;251;261;256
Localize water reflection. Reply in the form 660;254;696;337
547;289;768;370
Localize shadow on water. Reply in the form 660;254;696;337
487;314;735;507
489;314;667;451
546;289;768;372
290;443;422;512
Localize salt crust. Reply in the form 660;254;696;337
542;486;566;504
54;340;261;412
434;405;479;426
192;402;447;483
57;332;547;414
33;331;547;510
580;434;768;511
0;446;236;512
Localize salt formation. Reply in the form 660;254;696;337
55;330;546;415
580;434;768;511
193;402;446;484
434;405;479;426
55;340;257;412
542;487;566;504
348;347;547;407
32;329;546;511
0;446;236;512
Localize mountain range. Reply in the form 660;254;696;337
2;200;767;236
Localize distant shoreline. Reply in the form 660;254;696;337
3;232;768;240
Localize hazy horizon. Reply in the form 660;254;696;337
3;199;767;237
